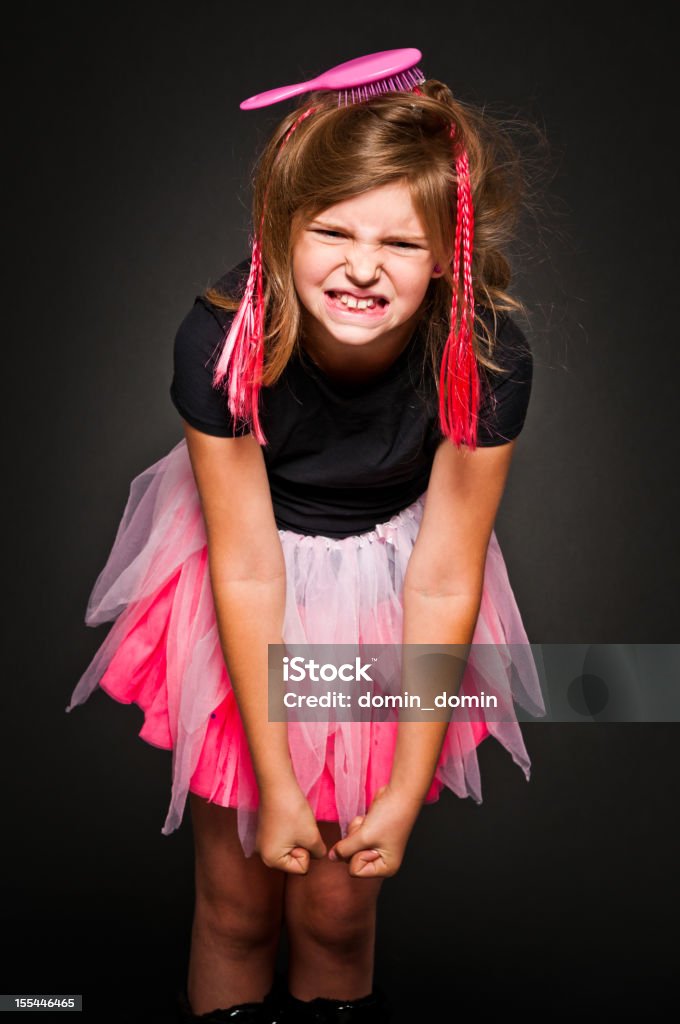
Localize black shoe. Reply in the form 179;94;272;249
262;973;289;1024
177;976;284;1024
275;985;392;1023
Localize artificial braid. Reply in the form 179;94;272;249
212;105;318;445
437;125;480;448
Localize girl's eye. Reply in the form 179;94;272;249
312;230;419;249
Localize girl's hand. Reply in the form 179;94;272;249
327;784;422;878
255;780;327;874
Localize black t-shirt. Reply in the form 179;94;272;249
170;262;533;538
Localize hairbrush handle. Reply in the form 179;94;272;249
240;81;312;110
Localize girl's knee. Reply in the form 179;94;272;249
195;893;282;953
295;907;376;956
289;879;381;952
190;796;284;950
194;856;284;950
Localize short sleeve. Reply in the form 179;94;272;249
169;266;252;438
475;312;533;447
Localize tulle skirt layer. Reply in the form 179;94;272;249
66;439;545;856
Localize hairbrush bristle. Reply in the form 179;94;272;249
337;66;426;106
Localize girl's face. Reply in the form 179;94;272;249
291;180;443;364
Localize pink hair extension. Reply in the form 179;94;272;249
437;125;480;448
212;106;318;445
411;82;480;447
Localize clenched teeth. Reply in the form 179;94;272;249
328;291;386;309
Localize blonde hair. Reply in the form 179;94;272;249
205;80;536;392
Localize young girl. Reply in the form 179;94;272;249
66;51;545;1024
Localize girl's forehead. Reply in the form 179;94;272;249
322;180;412;212
313;182;425;231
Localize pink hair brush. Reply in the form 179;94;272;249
240;48;425;109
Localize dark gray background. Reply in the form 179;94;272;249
4;1;678;1019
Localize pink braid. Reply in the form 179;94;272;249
438;124;480;448
212;106;317;445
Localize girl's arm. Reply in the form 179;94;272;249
184;423;290;789
329;438;517;875
183;422;327;870
391;437;518;801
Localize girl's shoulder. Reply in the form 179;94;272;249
197;260;252;329
473;306;534;447
169;262;252;438
476;304;533;376
173;259;252;368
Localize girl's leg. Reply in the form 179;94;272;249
283;820;385;1001
187;793;286;1015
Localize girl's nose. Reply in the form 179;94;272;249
345;242;382;283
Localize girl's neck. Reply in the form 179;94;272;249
299;319;423;387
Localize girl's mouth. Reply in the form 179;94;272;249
324;290;390;318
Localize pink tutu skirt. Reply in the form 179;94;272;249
66;439;545;856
